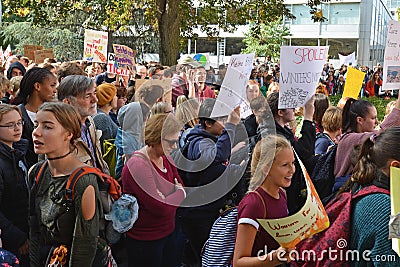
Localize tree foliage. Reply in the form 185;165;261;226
1;22;82;61
242;22;290;61
2;0;322;65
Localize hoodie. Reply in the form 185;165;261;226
6;61;26;80
0;139;29;253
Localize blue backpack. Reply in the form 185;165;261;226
201;190;266;267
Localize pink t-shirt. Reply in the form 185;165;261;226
238;187;288;257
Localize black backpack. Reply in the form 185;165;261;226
310;144;337;201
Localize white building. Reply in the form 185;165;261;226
284;0;393;67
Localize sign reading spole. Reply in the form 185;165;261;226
279;46;329;109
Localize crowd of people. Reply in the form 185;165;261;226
0;52;399;267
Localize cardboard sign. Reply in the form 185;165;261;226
279;46;329;109
34;49;54;63
24;45;43;60
390;167;400;256
211;53;254;118
258;151;330;248
112;44;135;70
342;67;366;99
83;29;108;63
383;21;400;90
339;52;356;66
107;53;130;76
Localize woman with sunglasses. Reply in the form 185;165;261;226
122;113;186;267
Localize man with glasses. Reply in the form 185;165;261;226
177;98;245;267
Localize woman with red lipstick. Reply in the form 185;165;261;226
12;67;58;169
233;135;294;267
29;102;101;267
0;104;30;266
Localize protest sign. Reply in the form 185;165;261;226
279;46;328;109
193;53;211;70
24;45;43;61
342;67;365;99
107;53;130;76
383;20;400;90
258;152;330;248
210;53;254;118
83;29;108;63
390;167;400;256
34;49;54;63
339;52;356;66
112;44;135;70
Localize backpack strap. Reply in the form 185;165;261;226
35;160;49;185
253;190;267;219
65;166;100;202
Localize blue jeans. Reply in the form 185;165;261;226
125;231;178;267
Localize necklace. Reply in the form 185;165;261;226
48;151;72;161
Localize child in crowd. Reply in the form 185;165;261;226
233;135;293;266
0;104;29;266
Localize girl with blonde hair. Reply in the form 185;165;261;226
234;135;294;266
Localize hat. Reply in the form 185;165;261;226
177;55;201;67
96;83;117;106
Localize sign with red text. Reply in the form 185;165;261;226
279;46;329;109
83;29;108;63
383;20;400;90
258;151;330;248
112;44;136;70
107;53;130;76
211;53;254;118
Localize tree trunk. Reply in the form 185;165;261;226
157;0;180;66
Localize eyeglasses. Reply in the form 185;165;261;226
0;121;24;129
162;138;179;147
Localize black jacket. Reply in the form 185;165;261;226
19;104;37;169
275;120;317;214
0;140;29;253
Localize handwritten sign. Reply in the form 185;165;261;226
390;167;400;256
83;29;108;63
279;46;329;109
24;45;43;60
34;49;54;63
258;152;330;248
210;53;254;118
342;67;365;99
107;53;129;76
383;21;400;90
112;44;135;70
339;52;356;66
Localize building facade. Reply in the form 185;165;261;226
284;0;393;67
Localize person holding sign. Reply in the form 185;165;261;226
337;127;400;266
233;135;293;266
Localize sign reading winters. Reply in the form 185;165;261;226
279;46;329;109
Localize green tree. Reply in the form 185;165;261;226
3;0;322;65
1;22;83;61
242;22;290;62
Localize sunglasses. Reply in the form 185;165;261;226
162;138;179;147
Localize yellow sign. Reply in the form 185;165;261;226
258;153;330;248
342;67;366;99
390;167;400;256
